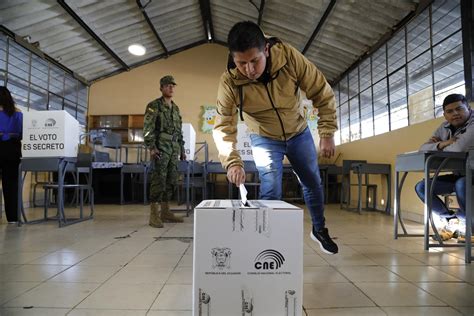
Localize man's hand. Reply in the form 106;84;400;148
180;152;187;161
319;137;335;158
150;148;161;160
429;136;441;143
227;165;246;186
437;137;457;150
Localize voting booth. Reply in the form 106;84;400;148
22;110;80;158
193;200;303;316
182;123;196;161
237;123;253;161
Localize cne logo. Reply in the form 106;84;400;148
44;118;56;127
254;249;285;270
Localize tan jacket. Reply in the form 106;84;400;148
213;40;337;170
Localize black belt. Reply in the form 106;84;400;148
158;132;179;142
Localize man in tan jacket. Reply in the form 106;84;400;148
213;21;339;254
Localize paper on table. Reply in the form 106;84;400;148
239;183;248;206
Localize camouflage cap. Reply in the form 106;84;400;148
160;75;177;86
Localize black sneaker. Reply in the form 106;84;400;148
311;227;338;255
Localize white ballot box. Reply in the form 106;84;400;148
182;123;196;161
193;200;303;316
22;110;79;158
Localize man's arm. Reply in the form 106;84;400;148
419;125;445;151
442;125;474;152
212;76;244;170
176;106;186;160
143;102;159;158
288;45;337;139
288;44;337;157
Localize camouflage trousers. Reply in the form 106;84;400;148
150;150;179;203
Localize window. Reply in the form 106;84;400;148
49;93;63;111
348;68;359;100
407;10;430;61
359;59;371;91
360;88;373;138
373;79;389;135
349;97;360;141
389;68;408;130
408;50;434;123
432;0;461;45
372;46;386;83
0;34;6;79
388;30;405;73
64;99;77;118
339;77;348;104
0;35;89;125
29;87;48;111
339;102;349;144
331;0;465;144
433;31;464;116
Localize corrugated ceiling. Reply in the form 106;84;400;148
0;0;421;83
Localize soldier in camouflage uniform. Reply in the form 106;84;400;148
143;75;186;228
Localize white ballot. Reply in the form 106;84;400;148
239;183;248;206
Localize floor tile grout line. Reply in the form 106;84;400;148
64;224;179;314
146;236;193;314
0;224;156;310
0;232;125;309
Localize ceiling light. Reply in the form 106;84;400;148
128;44;146;56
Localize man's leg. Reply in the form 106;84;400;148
454;177;466;217
415;175;459;220
286;128;338;254
286;128;325;228
149;153;170;228
161;153;183;223
415;174;462;240
249;134;285;200
454;177;471;238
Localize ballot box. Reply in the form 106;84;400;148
193;200;303;316
22;110;80;158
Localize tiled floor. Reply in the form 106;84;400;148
1;203;473;315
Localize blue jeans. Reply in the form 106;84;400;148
249;127;325;230
415;174;466;220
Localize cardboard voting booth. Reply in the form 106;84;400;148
182;123;196;161
193;200;303;316
22;110;80;158
237;123;253;161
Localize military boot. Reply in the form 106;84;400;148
161;202;184;223
149;203;164;228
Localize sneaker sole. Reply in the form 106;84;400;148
310;231;337;255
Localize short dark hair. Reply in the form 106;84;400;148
227;21;266;53
442;93;468;109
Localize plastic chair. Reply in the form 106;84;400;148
121;161;150;205
102;132;122;162
205;162;227;199
43;154;94;227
